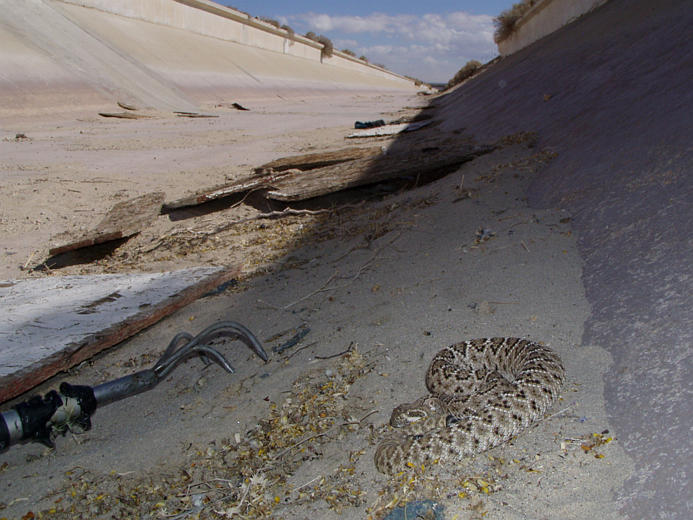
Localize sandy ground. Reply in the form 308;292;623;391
0;90;634;519
0;90;420;280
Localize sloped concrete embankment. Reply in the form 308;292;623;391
432;0;691;517
497;0;608;56
0;0;417;117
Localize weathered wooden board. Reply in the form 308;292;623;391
164;147;384;210
0;266;237;402
98;112;153;119
117;101;138;111
254;146;383;173
174;111;219;118
266;142;495;201
49;192;165;255
162;170;299;210
346;120;431;138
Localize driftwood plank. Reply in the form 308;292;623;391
255;146;383;173
162;170;300;210
117;101;138;111
266;142;495;201
164;147;382;210
98;111;153;119
174;111;219;118
0;266;238;402
49;192;165;255
346;120;431;138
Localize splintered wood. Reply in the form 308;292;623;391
266;140;493;201
254;146;384;173
163;147;383;210
0;267;238;402
164;133;491;207
49;192;165;255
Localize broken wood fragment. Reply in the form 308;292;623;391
266;142;495;201
255;146;383;174
0;267;238;402
174;111;219;118
117;101;138;111
347;120;431;138
162;170;301;211
49;192;165;255
98;111;152;119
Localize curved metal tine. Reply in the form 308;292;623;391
152;324;233;377
194;321;268;362
156;344;235;379
155;332;194;370
193;345;235;373
152;321;267;380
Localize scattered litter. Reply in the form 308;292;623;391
578;430;613;458
469;301;496;315
273;324;311;354
474;227;496;244
354;119;385;129
14;133;29;141
383;499;445;520
215;102;250;111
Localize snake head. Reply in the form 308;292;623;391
389;396;448;428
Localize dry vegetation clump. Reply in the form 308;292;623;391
317;35;334;59
404;75;427;88
304;32;334;59
281;24;295;38
227;5;250;17
30;349;376;519
446;60;482;89
258;16;280;28
257;17;295;39
341;48;356;57
493;0;539;43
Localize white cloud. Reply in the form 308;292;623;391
289;10;497;82
296;11;492;44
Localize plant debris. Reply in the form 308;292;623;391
29;348;374;519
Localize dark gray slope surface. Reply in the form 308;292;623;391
435;0;692;517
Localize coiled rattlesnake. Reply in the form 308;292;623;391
374;337;565;474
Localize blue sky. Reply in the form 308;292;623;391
222;1;514;83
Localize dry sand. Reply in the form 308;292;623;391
0;89;634;519
0;90;416;279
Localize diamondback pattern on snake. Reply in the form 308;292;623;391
374;337;565;474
